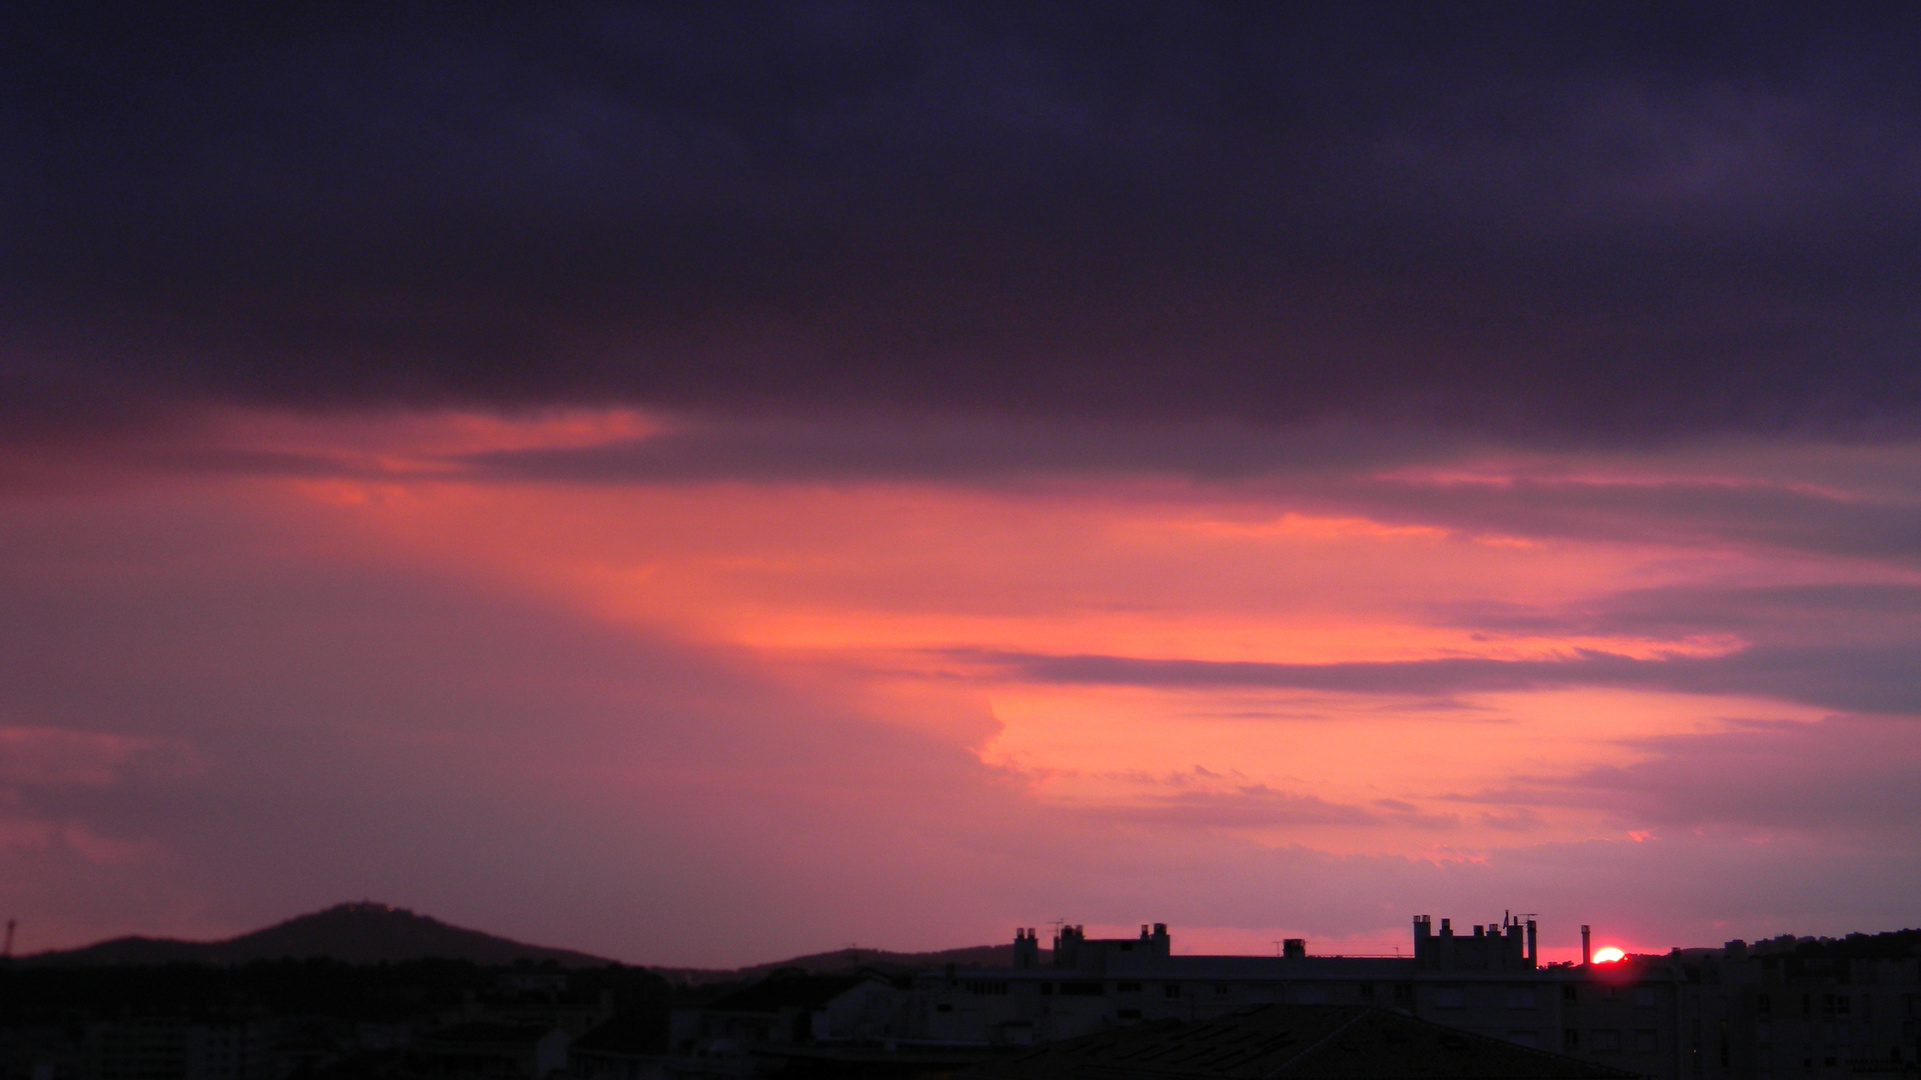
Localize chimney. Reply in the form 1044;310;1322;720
1526;920;1538;968
1283;938;1306;959
1013;928;1039;969
1581;925;1592;966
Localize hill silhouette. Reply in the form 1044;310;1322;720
22;902;1036;977
649;942;1049;986
22;902;611;967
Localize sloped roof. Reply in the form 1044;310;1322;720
573;1012;668;1056
704;974;880;1013
415;1022;558;1047
966;1005;1638;1080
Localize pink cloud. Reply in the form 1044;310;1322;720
2;408;1920;963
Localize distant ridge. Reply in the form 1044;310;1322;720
649;942;1051;986
21;901;1034;978
21;902;611;968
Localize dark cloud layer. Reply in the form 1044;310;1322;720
963;637;1921;717
7;2;1921;441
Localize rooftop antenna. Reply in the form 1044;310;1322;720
1273;940;1285;957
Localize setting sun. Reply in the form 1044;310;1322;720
1592;947;1626;964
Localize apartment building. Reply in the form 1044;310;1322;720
898;916;1682;1080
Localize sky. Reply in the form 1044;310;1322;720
4;2;1921;967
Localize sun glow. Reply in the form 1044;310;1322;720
1592;946;1626;964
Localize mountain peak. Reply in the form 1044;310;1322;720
26;903;611;968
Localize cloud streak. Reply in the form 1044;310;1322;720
960;644;1921;717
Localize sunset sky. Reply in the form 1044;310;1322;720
6;3;1921;967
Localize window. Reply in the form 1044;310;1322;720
1116;982;1141;993
936;1004;953;1013
1293;986;1328;1005
1564;984;1579;1004
1508;1031;1539;1049
1758;994;1772;1016
1164;984;1181;998
1215;984;1229;995
1636;987;1659;1008
1435;987;1465;1009
1117;1009;1142;1020
1358;983;1376;1000
1394;984;1414;1006
1508;987;1537;1009
1636;1030;1660;1053
1838;996;1851;1016
1594;1030;1622;1052
966;980;1009;995
1060;981;1104;996
1564;1030;1581;1051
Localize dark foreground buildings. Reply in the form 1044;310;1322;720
962;1003;1639;1080
671;917;1921;1080
5;918;1921;1080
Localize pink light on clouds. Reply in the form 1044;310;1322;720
1;407;1919;963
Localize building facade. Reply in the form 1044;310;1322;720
668;921;1921;1080
897;917;1683;1080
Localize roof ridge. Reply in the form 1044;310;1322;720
1261;1006;1370;1078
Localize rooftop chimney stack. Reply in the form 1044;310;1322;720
1581;925;1592;966
1013;927;1040;968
